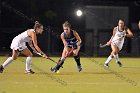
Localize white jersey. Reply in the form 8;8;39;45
10;29;35;51
112;26;126;50
15;29;35;43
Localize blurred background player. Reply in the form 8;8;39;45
138;20;140;29
138;20;140;38
104;19;133;68
0;21;47;74
51;21;82;73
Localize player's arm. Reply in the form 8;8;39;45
28;31;47;57
28;40;38;53
125;28;133;37
61;33;67;47
73;31;82;46
107;27;116;45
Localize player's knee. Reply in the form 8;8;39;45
29;53;33;57
112;50;117;55
114;52;117;55
12;57;17;60
110;55;114;58
73;51;78;56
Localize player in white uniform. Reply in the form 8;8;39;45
0;21;47;74
104;20;133;67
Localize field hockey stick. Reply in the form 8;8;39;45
99;43;109;48
65;46;74;58
36;52;63;68
99;35;126;48
29;44;63;67
60;42;81;62
58;46;74;63
64;41;79;58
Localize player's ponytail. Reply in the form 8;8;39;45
35;21;39;25
34;21;43;31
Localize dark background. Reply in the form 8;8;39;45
0;0;140;56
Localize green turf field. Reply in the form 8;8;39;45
0;56;140;93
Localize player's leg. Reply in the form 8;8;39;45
21;48;34;74
60;46;72;65
73;45;82;72
111;43;122;67
104;43;118;67
57;47;67;69
115;53;122;67
0;50;20;73
51;46;71;72
104;52;114;67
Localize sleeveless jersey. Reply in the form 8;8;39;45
112;26;126;50
15;29;35;43
112;26;126;43
63;30;77;46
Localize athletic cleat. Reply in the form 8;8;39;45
117;61;122;67
50;67;58;73
104;63;109;68
77;65;82;72
0;65;4;73
25;69;35;74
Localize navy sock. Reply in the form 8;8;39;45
56;60;64;70
74;55;81;66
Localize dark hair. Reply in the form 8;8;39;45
34;21;43;31
63;21;71;28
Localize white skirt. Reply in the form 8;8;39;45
10;37;27;51
112;40;124;50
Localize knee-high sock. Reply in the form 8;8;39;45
105;55;113;64
56;59;64;70
113;54;120;62
74;55;81;66
26;57;32;71
2;57;13;68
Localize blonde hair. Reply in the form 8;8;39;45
34;21;43;31
63;21;71;28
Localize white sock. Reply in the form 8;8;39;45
105;55;113;64
2;57;14;68
26;57;32;71
113;54;120;62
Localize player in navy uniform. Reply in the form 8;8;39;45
51;21;82;73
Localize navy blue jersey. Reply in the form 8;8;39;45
63;30;78;46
